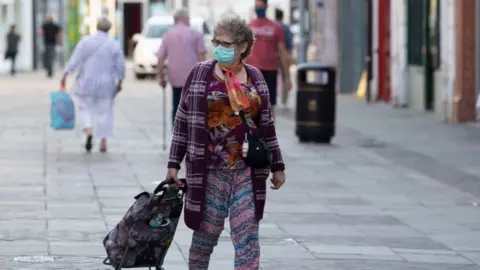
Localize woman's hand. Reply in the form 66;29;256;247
59;75;67;92
159;77;167;88
270;171;286;190
167;168;184;187
116;81;122;96
285;77;292;92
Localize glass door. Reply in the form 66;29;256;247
423;0;440;111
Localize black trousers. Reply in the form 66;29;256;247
7;52;17;75
172;86;183;126
260;69;278;106
43;45;56;77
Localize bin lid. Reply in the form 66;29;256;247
297;62;335;71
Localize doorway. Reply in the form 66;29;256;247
365;0;373;102
123;2;142;57
377;0;391;102
338;0;367;95
424;0;440;111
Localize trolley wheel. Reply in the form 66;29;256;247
298;136;311;143
135;73;147;80
315;137;332;144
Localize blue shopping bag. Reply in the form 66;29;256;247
50;91;75;130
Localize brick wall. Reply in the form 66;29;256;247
453;0;477;122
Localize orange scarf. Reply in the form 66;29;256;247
219;60;250;112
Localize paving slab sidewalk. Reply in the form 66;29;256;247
0;73;480;269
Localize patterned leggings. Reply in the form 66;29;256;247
188;167;260;270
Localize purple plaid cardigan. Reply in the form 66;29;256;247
167;60;285;231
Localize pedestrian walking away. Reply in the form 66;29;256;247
275;8;294;108
59;17;125;153
247;0;292;117
4;24;21;76
156;8;207;126
39;15;62;78
166;15;286;270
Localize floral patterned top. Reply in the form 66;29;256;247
207;72;262;169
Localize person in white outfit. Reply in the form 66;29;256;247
60;18;125;153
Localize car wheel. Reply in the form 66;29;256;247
135;73;146;80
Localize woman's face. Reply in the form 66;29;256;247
212;32;247;59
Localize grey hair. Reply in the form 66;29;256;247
173;8;189;22
213;15;255;60
97;17;112;32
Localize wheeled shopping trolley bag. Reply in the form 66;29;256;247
102;179;186;270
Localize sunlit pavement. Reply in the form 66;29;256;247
1;69;480;269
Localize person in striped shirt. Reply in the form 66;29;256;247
60;18;125;153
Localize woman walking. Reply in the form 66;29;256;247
4;24;21;76
166;15;286;269
60;18;125;152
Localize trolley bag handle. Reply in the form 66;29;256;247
153;178;187;194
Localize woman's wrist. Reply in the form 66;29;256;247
270;163;285;173
168;162;181;170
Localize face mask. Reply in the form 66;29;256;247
213;45;236;65
255;7;266;18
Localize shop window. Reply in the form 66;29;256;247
0;5;7;51
1;5;7;23
429;0;441;70
407;0;440;68
407;0;425;66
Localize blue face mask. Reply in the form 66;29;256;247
255;7;266;18
213;46;236;65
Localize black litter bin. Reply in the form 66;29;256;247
295;64;336;144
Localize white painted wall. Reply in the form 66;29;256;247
438;0;456;121
390;0;408;107
405;0;455;118
0;1;15;73
188;0;290;24
16;0;33;72
320;0;337;65
87;0;118;38
0;0;33;74
406;66;425;110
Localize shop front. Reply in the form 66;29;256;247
0;0;16;68
117;0;170;56
117;0;149;56
65;0;118;58
65;0;169;59
32;0;66;69
0;0;34;74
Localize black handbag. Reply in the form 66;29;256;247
239;111;272;169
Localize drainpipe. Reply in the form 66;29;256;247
298;0;307;64
476;0;480;120
366;0;373;103
32;0;37;70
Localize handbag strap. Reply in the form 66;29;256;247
81;42;109;70
238;111;252;136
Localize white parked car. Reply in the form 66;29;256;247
132;15;213;80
